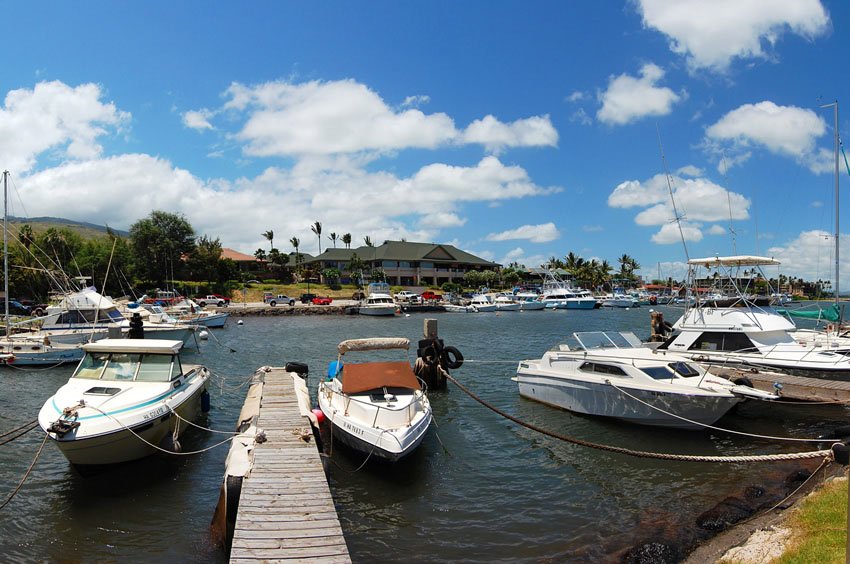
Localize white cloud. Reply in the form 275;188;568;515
213;79;557;159
705;102;829;173
486;222;560;243
651;221;703;244
498;247;548;269
462;114;558;153
609;172;749;243
596;63;683;126
566;91;586;103
419;212;466;228
767;229;850;280
0;81;129;173
708;224;727;235
636;0;830;73
182;109;214;130
569;109;592;126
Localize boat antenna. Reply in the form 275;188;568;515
3;171;8;338
656;126;690;262
821;101;839;306
719;155;738;255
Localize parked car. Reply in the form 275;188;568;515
420;291;442;301
394;290;422;303
6;300;32;316
299;293;317;304
311;296;333;305
16;299;47;316
196;294;229;307
264;292;296;306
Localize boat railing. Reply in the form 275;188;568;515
334;379;429;429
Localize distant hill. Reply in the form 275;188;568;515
6;216;129;239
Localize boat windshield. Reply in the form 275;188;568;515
572;331;643;350
74;352;179;382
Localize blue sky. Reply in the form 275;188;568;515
0;1;847;283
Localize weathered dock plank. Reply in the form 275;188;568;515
230;368;351;563
715;367;850;403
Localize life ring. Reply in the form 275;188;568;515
441;346;464;370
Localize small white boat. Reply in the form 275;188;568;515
0;335;85;366
358;283;399;316
469;294;497;312
317;337;431;461
38;338;210;466
167;299;229;328
493;295;521;312
599;290;638;308
443;303;477;313
516;331;776;429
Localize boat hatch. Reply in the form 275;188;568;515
84;387;122;396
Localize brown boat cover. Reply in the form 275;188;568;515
341;361;421;394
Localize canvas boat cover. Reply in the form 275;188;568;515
688;255;781;268
341;361;420;394
337;337;410;354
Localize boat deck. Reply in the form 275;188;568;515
230;368;351;563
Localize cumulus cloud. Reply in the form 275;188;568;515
767;229;849;280
498;247;548;269
651;221;703;244
597;63;683;126
182;109;214;130
609;172;749;243
705;101;828;173
419;212;466;228
0;81;129;173
636;0;830;73
708;224;728;235
486;222;560;243
462;114;558;153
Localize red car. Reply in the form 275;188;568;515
311;296;333;305
420;291;442;301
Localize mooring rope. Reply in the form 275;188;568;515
442;370;833;463
0;419;38;443
606;381;830;443
0;432;48;511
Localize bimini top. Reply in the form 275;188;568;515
338;337;410;355
341;361;421;394
688;255;781;268
82;339;184;354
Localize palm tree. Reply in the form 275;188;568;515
328;232;338;249
262;230;274;251
363;235;373;247
311;221;323;255
290;236;301;274
18;224;34;250
564;251;584;278
342;233;352;249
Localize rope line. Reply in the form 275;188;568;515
0;433;48;511
443;370;833;463
606;381;829;443
0;419;38;441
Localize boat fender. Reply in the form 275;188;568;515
312;408;325;424
201;390;211;413
285;361;309;378
441;346;464;370
732;376;754;388
417;343;439;366
832;443;850;466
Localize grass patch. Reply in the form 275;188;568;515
778;476;847;564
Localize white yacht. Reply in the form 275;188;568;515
39;338;210;466
539;271;597;309
358;282;399;316
516;331;776;429
469;294;497;312
657;256;850;378
317;338;432;461
493;294;521;312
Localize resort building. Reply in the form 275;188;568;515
303;241;500;286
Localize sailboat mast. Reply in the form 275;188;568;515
833;102;840;305
3;171;8;338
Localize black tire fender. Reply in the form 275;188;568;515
441;346;464;370
732;376;754;388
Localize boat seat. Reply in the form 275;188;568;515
341;361;420;394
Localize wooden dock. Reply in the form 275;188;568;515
715;366;850;403
229;368;351;563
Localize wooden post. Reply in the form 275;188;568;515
424;318;438;340
418;318;446;390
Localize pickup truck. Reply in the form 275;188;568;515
420;291;442;301
394;291;422;304
197;295;229;307
264;293;296;306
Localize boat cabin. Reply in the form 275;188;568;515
73;339;185;382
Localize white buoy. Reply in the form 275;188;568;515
405;313;411;317
237;320;244;325
199;330;209;340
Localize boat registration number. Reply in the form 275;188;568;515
343;422;364;436
142;406;167;420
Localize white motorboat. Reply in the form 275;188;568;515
539;271;597;309
514;291;546;311
38;338;210;466
516;331;776;429
358;282;399;316
658;256;850;378
493;295;521;312
167;299;229;328
469;294;497;312
0;335;85;366
317;337;432;461
443;303;477;313
599;290;638;308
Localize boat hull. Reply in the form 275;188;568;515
358;305;398;316
516;371;740;429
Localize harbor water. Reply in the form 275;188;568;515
0;305;845;562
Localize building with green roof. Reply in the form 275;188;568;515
304;240;500;286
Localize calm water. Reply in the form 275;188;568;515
0;305;844;562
